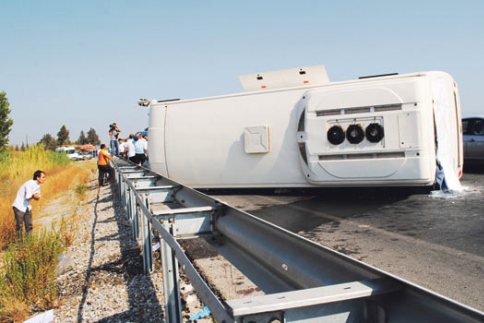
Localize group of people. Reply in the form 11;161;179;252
118;132;149;165
107;123;149;165
98;123;149;186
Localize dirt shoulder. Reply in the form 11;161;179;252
51;177;165;322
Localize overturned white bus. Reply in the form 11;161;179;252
145;65;463;189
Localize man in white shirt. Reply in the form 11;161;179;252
118;138;126;158
12;170;47;238
126;134;136;163
134;132;148;165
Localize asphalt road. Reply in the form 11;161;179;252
211;167;484;312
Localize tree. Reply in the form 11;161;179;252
86;128;100;145
57;125;70;146
77;130;88;145
39;133;57;150
0;91;14;153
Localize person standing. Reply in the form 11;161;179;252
98;144;114;186
142;132;149;162
118;138;127;158
126;134;136;164
108;123;121;156
12;170;47;239
134;132;148;166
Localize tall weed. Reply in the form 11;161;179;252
75;184;89;201
0;230;65;314
48;152;71;167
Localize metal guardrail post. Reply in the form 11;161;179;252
124;186;130;220
120;177;125;209
114;166;124;210
134;200;141;242
141;193;153;273
160;218;182;323
118;171;124;202
126;187;136;221
124;183;129;218
123;182;136;241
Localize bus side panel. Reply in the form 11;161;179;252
163;90;310;188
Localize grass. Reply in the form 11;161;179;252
0;230;66;319
0;145;97;321
75;183;89;201
0;145;97;247
0;146;71;247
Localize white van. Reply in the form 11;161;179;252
55;146;83;161
146;66;463;189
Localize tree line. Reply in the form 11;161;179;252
0;90;100;152
38;125;100;151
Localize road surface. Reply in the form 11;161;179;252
210;169;484;312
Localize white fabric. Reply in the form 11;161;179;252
432;77;462;192
134;139;147;154
108;130;118;141
24;309;54;323
143;139;148;156
118;142;126;154
12;179;40;212
127;140;136;158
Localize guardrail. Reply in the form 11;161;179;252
112;158;484;323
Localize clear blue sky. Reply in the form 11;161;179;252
1;1;483;145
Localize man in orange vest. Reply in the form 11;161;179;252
98;144;114;186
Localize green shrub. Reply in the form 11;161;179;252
75;183;89;200
0;229;66;314
48;152;71;166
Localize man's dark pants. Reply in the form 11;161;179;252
13;206;33;237
98;164;114;185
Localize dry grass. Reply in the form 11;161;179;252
58;214;81;247
0;146;96;248
0;146;97;321
0;297;29;323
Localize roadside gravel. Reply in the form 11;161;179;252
54;181;165;322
